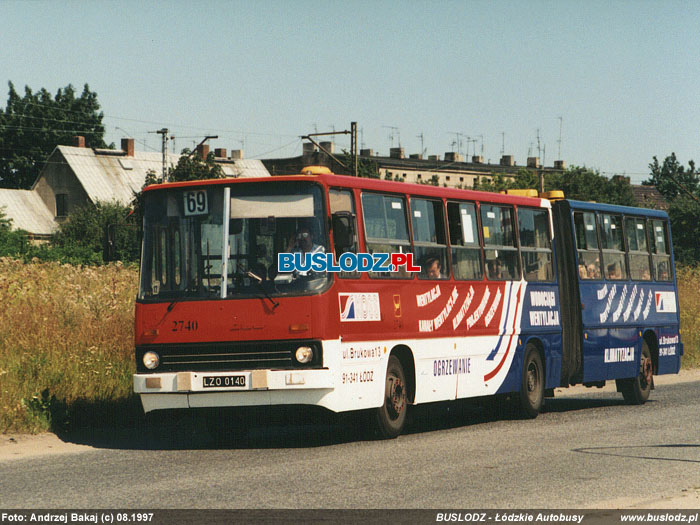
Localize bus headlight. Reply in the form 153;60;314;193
143;351;160;370
295;346;314;364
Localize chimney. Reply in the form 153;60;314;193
73;135;86;148
302;142;317;155
390;147;405;159
500;155;515;166
428;154;441;161
230;149;244;160
554;160;566;170
196;143;210;159
360;148;374;157
214;148;227;159
409;153;423;160
527;157;540;169
121;138;134;157
319;141;334;154
444;152;464;162
472;155;484;164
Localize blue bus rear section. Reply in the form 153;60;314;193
549;199;682;388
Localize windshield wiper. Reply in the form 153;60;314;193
236;264;279;309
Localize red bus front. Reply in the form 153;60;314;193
133;177;353;415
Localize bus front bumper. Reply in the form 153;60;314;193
134;369;334;413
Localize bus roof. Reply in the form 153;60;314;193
565;199;669;219
142;172;550;208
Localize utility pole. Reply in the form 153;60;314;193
351;121;358;177
149;128;169;181
301;123;355;174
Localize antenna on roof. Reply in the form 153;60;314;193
417;132;426;156
557;116;563;159
383;125;400;148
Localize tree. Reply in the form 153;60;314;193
645;153;700;265
0;82;107;189
167;149;224;182
645;153;699;201
473;169;538;192
547;167;636;206
472;166;636;206
668;196;700;264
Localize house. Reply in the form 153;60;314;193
0;137;270;239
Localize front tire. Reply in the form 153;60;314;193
617;341;653;405
374;355;408;438
518;344;544;418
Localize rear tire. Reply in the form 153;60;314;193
518;344;544;418
617;341;652;405
374;355;408;438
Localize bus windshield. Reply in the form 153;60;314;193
139;181;330;300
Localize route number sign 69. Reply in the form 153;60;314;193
184;190;208;216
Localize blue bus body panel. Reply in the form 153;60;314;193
496;281;563;394
567;200;682;382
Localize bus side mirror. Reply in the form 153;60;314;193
332;211;356;253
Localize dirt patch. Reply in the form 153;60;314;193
0;432;94;461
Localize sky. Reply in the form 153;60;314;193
2;0;700;183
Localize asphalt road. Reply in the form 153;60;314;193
1;378;699;509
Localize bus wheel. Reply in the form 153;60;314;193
617;341;652;405
518;344;544;418
375;355;407;438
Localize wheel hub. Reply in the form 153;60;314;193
640;356;652;389
387;376;405;419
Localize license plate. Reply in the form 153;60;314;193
202;375;246;388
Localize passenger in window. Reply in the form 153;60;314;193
587;264;601;280
657;262;669;280
641;268;651;281
607;262;622;280
487;259;503;280
578;264;587;279
423;256;444;279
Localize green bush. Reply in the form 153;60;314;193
52;200;140;264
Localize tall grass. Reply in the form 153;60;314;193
0;259;698;434
677;265;700;368
0;258;138;433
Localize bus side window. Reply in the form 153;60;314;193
447;201;482;280
329;189;359;278
625;217;651;280
574;211;601;280
481;204;520;280
518;207;554;281
411;198;448;280
600;213;627;280
361;192;412;279
650;219;672;281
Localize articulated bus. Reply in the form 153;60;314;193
133;170;682;437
